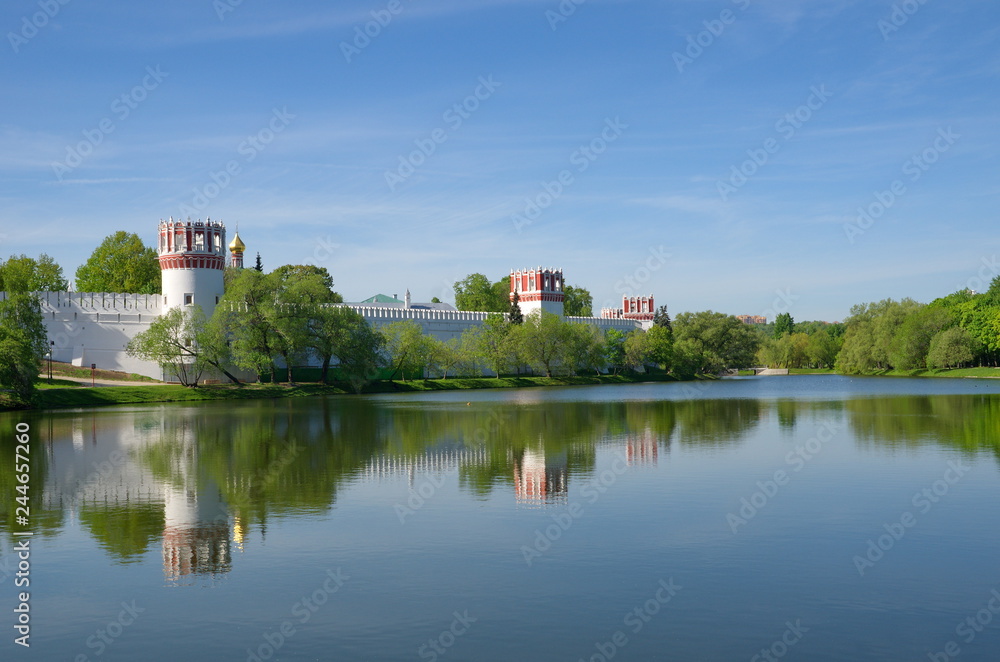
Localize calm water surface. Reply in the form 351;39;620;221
3;375;1000;661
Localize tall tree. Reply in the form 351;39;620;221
604;327;628;375
0;293;47;405
508;291;524;325
214;269;281;381
563;284;593;317
773;312;794;337
382;320;431;381
0;253;68;292
454;273;505;312
926;327;978;369
516;311;569;377
653;304;672;331
672;311;760;374
126;307;220;386
464;314;516;377
75;232;160;294
253;252;263;272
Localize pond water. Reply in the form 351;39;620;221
3;375;1000;661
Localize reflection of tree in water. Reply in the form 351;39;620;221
846;394;1000;462
78;503;163;563
671;398;763;447
0;414;64;541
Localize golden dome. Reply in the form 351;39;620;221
228;231;246;253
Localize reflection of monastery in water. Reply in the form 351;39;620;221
513;448;568;505
42;415;232;584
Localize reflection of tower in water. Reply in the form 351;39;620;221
162;480;232;582
159;421;232;583
513;448;568;506
626;428;660;467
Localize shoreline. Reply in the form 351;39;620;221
3;373;684;412
6;367;1000;413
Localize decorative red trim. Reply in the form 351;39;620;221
158;255;225;271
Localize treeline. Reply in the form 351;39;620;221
834;283;1000;373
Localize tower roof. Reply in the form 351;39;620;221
228;231;246;253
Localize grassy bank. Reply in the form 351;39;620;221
6;373;680;412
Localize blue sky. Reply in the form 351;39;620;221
2;0;998;321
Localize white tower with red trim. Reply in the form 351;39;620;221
157;217;227;320
510;267;565;317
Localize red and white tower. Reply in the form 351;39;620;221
510;267;565;317
157;217;227;319
602;295;655;321
228;229;246;269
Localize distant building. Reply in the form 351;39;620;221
601;295;655;323
737;315;767;325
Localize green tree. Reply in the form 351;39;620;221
564;323;605;375
0;253;68;292
427;336;470;379
128;306;242;385
888;306;952;370
382;320;431;381
604;327;628;375
509;291;524;325
926;327;978;369
644;324;674;370
773;312;794;337
254;253;263;272
214;269;281;381
805;329;840;368
563;284;593;317
454;273;505;312
464;314;516;377
75;232;160;294
268;267;342;383
517;311;571;377
653;305;672;330
623;330;650;372
334;316;386;392
0;293;47;405
672;311;760;374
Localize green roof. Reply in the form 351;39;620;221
359;293;403;303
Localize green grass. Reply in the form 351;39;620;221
6;373;679;412
788;368;837;375
862;367;1000;379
